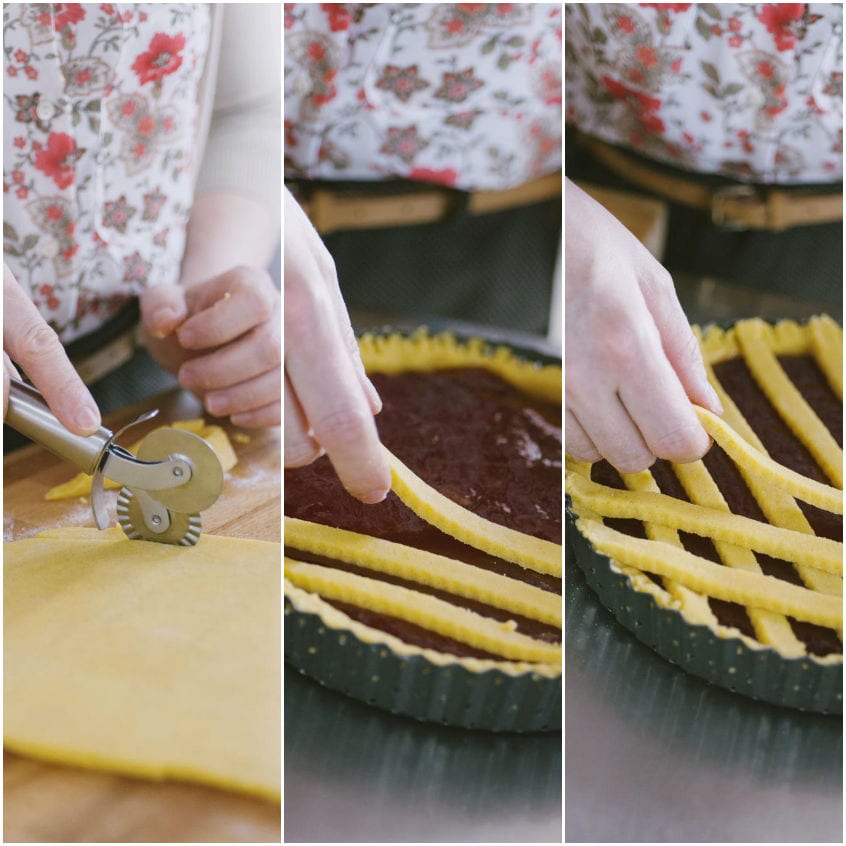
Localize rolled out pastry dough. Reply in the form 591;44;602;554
4;527;280;801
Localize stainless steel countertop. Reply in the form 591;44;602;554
566;278;842;842
565;561;841;842
285;668;562;842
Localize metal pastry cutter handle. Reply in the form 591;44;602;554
5;378;222;544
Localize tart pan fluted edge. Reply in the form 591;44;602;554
285;328;562;732
566;505;842;714
285;590;561;732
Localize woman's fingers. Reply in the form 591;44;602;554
285;315;389;503
638;263;723;415
565;180;716;474
206;368;282;420
3;264;100;434
139;282;188;338
308;236;383;416
179;321;280;393
179;266;277;350
284;374;322;466
616;329;711;465
564;408;600;464
284;187;390;502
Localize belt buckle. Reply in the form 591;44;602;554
711;184;758;231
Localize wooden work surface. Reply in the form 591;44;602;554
3;389;281;843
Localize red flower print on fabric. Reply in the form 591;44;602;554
602;76;665;137
307;41;326;62
617;15;635;34
434;68;484;103
122;251;152;285
142;188;167;222
102;195;137;234
131;33;185;85
321;3;351;32
540;67;562;106
375;65;430;102
408;167;458;186
603;76;661;114
380;126;429;164
34;132;79;189
758;4;805;52
41;4;85;32
639;3;691;12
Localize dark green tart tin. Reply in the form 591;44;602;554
285;594;561;732
566;508;842;714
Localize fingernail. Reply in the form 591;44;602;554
177;327;195;347
152;307;176;326
206;394;226;415
706;384;723;415
149;307;180;338
76;406;100;433
364;377;382;413
359;488;388;505
178;364;194;387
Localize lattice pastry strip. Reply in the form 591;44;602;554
808;314;843;400
387;448;561;577
285;559;561;665
287;446;562;669
566;472;840;575
284;516;561;626
734;319;843;488
618;470;720;631
575;520;841;630
695;408;841;514
671;459;806;657
700;353;841;596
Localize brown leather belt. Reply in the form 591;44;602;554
73;327;137;385
585;138;842;232
295;171;562;235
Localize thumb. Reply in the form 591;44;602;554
140;283;188;339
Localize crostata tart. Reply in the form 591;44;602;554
285;331;562;731
566;316;842;712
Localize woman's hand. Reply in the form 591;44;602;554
140;267;281;429
565;180;722;473
282;186;391;504
138;191;281;429
3;262;101;434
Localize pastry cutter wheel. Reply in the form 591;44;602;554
6;377;224;546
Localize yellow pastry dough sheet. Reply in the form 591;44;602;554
4;527;280;800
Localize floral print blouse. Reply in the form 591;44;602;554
3;3;210;343
284;3;562;190
565;3;843;184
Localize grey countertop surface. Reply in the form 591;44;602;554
566;277;842;843
284;668;561;843
565;561;842;843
